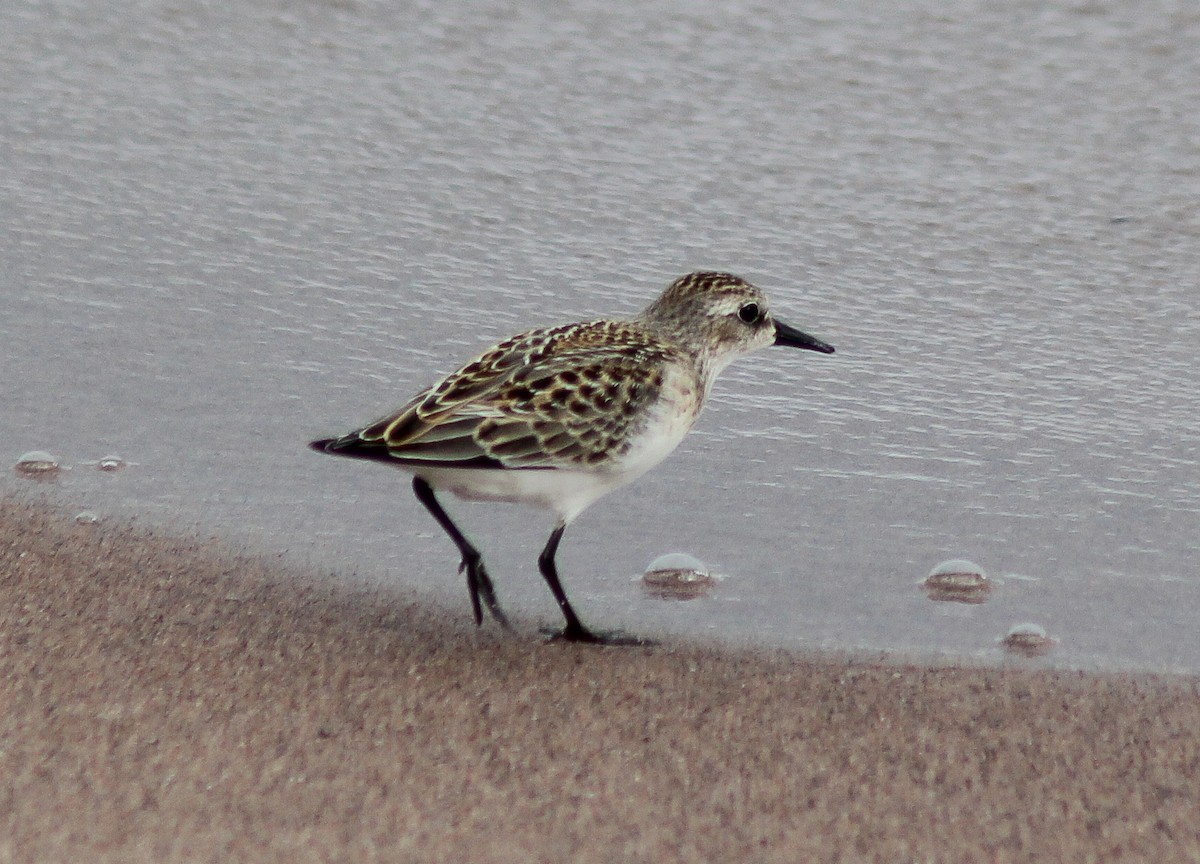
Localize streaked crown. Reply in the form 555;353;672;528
638;272;779;366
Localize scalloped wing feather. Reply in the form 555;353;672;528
341;321;685;471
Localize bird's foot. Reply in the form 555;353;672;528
540;623;655;646
459;557;513;632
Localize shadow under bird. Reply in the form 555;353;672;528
310;271;834;644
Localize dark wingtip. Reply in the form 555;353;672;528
308;433;402;465
309;438;337;454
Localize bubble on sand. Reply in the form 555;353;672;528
96;455;127;472
1001;623;1056;657
14;450;61;479
74;511;99;525
642;553;715;601
922;559;992;604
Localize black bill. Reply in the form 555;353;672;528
774;320;835;354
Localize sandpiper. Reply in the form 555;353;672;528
310;271;834;644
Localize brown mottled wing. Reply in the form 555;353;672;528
323;322;679;470
472;346;672;468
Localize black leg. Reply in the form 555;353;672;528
537;523;654;646
538;522;584;637
537;522;607;643
411;477;511;631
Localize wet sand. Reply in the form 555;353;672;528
2;496;1198;863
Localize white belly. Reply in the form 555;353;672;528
406;465;627;524
408;411;696;523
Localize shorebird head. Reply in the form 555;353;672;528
640;272;834;373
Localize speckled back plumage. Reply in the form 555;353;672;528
339;320;684;471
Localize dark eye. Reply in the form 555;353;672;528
737;302;761;324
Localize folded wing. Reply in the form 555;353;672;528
318;322;681;472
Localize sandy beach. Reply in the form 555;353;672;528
1;495;1197;862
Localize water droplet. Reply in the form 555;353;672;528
922;559;992;604
14;450;61;479
96;455;126;472
74;511;99;525
1000;623;1056;657
642;553;715;600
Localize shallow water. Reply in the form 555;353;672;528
4;0;1198;671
